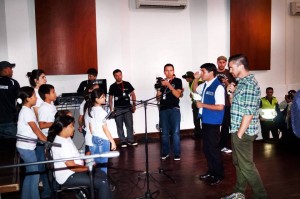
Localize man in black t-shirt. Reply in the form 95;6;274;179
216;56;236;154
156;63;182;161
77;68;98;95
109;69;137;147
0;61;20;137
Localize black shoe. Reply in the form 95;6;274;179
199;173;212;181
209;176;223;186
127;141;138;146
121;142;127;148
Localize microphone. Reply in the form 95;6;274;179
98;151;120;158
41;141;62;147
105;111;117;120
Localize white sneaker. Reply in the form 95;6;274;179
221;147;232;153
221;192;245;199
224;148;232;153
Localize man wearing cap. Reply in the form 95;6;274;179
216;56;236;153
182;71;203;139
0;61;20;137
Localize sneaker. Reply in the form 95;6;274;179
121;142;127;148
161;154;169;160
221;192;245;199
209;176;223;186
221;147;232;153
174;156;181;161
224;148;232;153
127;141;138;146
199;173;212;181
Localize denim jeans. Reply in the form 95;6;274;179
0;122;17;138
36;144;51;198
17;147;40;199
114;108;134;142
90;136;110;173
159;108;181;157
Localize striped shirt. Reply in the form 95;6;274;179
230;74;261;136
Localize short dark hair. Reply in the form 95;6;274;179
86;68;98;77
164;63;174;71
228;54;249;70
200;63;217;76
113;69;122;76
266;87;273;91
38;84;54;100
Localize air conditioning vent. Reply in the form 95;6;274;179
136;0;187;9
290;2;300;16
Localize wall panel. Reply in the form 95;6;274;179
230;0;271;70
35;0;97;75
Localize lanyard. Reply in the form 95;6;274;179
117;81;125;92
163;78;173;94
201;83;207;102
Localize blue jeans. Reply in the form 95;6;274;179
0;122;17;138
17;148;40;199
36;144;51;198
114;108;134;142
90;136;110;173
159;108;181;157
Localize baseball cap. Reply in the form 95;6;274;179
0;61;16;68
182;71;194;79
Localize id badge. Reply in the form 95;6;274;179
162;94;166;100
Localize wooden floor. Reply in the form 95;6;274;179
1;136;300;199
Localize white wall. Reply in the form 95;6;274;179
1;0;299;136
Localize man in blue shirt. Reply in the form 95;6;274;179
194;63;225;186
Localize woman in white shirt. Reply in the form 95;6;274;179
16;86;47;199
47;115;113;199
26;69;51;198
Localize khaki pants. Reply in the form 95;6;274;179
231;133;267;199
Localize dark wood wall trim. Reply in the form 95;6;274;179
230;0;271;70
35;0;97;75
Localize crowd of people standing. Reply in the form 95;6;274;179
0;55;299;199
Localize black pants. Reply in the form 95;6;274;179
202;123;224;178
63;171;113;199
192;103;202;137
219;106;231;149
260;120;279;141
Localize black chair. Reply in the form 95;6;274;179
44;146;89;199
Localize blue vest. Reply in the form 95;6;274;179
202;78;224;125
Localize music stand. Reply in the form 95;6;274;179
136;97;159;199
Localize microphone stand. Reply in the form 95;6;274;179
136;96;159;199
106;94;176;198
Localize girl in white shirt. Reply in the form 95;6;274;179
16;86;47;199
84;88;116;173
26;69;47;118
47;115;113;199
26;69;51;198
